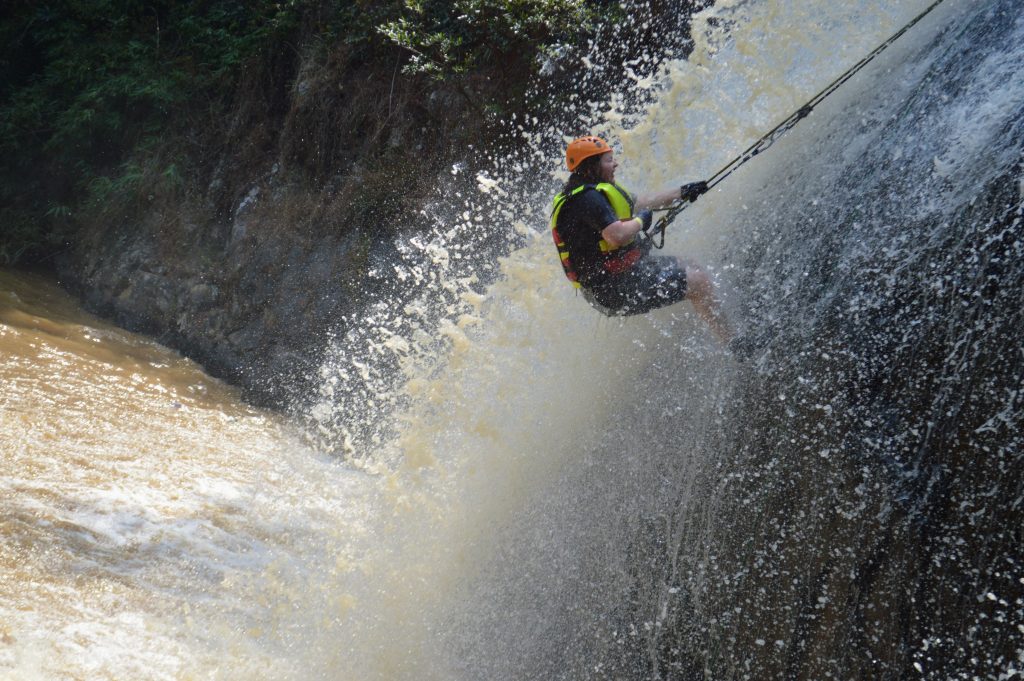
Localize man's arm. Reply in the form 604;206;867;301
635;187;683;210
636;181;709;210
601;216;646;247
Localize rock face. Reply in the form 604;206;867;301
58;179;413;406
62;208;322;405
620;3;1024;677
55;54;478;407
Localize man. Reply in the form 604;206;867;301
551;135;732;343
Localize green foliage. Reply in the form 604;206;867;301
0;219;47;266
2;2;300;157
0;1;306;264
379;0;597;77
0;0;602;265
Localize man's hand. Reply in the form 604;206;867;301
680;181;709;203
637;209;653;231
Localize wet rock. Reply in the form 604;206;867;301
188;283;219;309
227;325;262;353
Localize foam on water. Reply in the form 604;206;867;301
0;272;379;679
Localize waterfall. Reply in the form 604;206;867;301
322;0;1023;677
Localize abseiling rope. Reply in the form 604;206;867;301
650;0;949;240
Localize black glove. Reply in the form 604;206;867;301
636;209;653;231
680;181;709;203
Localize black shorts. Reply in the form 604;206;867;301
584;255;689;317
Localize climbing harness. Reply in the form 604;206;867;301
647;0;949;245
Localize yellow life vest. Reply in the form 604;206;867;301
550;182;642;288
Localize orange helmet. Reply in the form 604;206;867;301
565;135;611;172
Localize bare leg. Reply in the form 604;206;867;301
684;263;733;345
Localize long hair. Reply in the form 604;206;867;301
561;154;605;195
